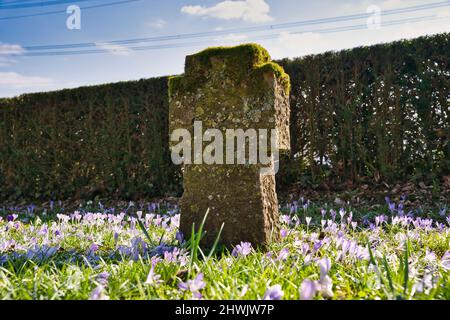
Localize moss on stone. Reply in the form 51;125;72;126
168;75;185;97
192;43;271;68
256;62;291;94
179;43;290;96
184;43;272;80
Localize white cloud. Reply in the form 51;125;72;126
268;32;331;58
437;8;450;18
0;72;53;89
181;0;273;23
149;19;168;29
0;43;24;67
0;43;24;56
95;42;133;56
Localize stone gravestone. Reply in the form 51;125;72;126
169;44;290;248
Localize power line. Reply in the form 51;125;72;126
0;0;144;20
1;1;44;4
0;0;97;10
21;15;445;56
19;0;450;51
0;0;44;4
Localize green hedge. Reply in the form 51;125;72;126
0;78;181;200
0;33;449;201
277;33;449;188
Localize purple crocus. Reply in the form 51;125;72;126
175;231;184;244
313;240;323;252
179;273;206;299
6;214;17;222
318;257;331;280
339;208;346;221
263;284;284;300
389;202;396;213
88;243;99;254
232;242;253;257
330;210;337;221
299;279;317;300
96;272;110;286
145;261;162;286
277;248;290;261
441;251;450;270
89;285;109;300
280;215;292;225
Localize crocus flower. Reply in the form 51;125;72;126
96;272;110;286
280;215;292;225
330;210;336;221
87;243;100;256
389;202;396;213
424;249;437;264
299;279;317;300
179;273;206;300
175;231;184;244
263;284;284;300
232;242;253;257
144;263;162;286
441;251;450;270
339;208;346;220
318;257;331;280
306;217;312;227
319;275;334;298
89;285;109;300
7;214;17;222
277;248;290;261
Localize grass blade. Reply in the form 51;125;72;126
403;239;409;296
137;217;152;244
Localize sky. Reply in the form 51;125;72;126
0;0;450;97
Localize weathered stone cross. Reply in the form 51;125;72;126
169;44;290;248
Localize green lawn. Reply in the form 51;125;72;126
0;199;449;300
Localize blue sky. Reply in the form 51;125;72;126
1;0;450;97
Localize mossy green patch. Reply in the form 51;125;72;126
168;75;185;97
256;62;291;94
190;43;271;70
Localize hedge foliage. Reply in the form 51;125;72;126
0;78;180;201
277;33;449;188
0;33;448;201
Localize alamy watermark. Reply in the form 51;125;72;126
171;121;280;175
66;5;81;30
367;5;382;30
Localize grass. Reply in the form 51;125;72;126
0;198;449;300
